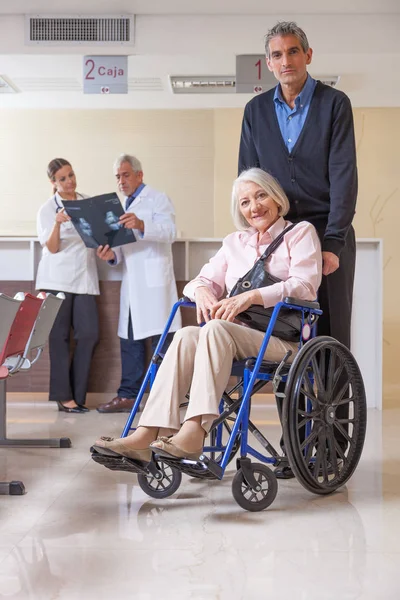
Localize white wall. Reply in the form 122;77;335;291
0;13;399;109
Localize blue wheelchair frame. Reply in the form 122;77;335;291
121;297;322;480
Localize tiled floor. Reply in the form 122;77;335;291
0;398;400;599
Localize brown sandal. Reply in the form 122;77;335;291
149;437;203;461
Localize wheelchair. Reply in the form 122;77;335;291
91;297;367;512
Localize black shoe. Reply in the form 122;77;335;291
56;401;85;414
77;405;90;412
274;465;295;479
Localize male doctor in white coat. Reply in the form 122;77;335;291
96;154;182;413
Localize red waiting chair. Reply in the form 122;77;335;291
0;292;70;496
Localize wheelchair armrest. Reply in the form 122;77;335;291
283;297;320;310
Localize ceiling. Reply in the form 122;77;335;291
0;0;399;15
0;2;399;109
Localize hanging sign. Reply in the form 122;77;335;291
83;56;128;94
236;54;276;94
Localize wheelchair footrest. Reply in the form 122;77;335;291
153;453;223;480
91;450;149;475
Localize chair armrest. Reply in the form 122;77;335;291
283;297;320;310
180;296;196;307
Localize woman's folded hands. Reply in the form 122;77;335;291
194;287;263;324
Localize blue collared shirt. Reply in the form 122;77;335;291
125;183;146;210
273;74;317;153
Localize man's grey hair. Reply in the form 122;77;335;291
113;153;143;173
231;168;290;231
264;21;310;58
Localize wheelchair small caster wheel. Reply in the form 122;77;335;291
232;463;278;512
137;461;182;499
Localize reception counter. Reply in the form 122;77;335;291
0;237;383;408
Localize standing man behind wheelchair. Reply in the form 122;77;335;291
96;154;181;413
239;20;357;351
239;22;357;476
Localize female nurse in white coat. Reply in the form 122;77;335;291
96;154;181;414
36;158;99;413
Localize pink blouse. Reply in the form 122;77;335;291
183;217;322;308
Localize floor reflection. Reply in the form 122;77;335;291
0;404;399;599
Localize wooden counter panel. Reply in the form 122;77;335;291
1;281;191;393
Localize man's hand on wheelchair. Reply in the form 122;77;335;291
210;289;263;322
322;251;340;276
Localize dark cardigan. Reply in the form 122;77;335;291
238;81;358;256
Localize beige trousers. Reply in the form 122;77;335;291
138;320;298;433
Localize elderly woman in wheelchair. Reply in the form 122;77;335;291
92;168;367;512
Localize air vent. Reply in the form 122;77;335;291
25;15;134;45
170;74;340;94
170;76;235;94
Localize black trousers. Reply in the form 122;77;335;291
43;291;99;406
315;226;356;349
276;226;356;452
118;313;174;399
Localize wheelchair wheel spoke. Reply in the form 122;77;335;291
300;426;319;451
320;442;330;482
326;350;337;397
241;473;270;503
299;387;319;410
319;347;326;388
302;376;319;406
331;362;345;396
297;408;319;420
311;356;325;396
312;441;324;479
332;380;352;406
327;429;340;478
243;484;254;498
333;421;352;444
304;432;317;466
298;417;309;431
335;396;352;407
334;438;347;464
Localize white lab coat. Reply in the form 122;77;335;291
113;185;182;340
36;193;100;295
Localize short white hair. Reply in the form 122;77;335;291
231;168;290;231
113;153;142;173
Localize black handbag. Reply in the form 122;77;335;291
229;223;303;342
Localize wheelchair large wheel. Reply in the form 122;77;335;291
137;461;182;499
232;463;278;512
283;336;367;495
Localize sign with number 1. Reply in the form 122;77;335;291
236;55;277;93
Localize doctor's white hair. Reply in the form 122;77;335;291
113;154;143;173
231;168;290;231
